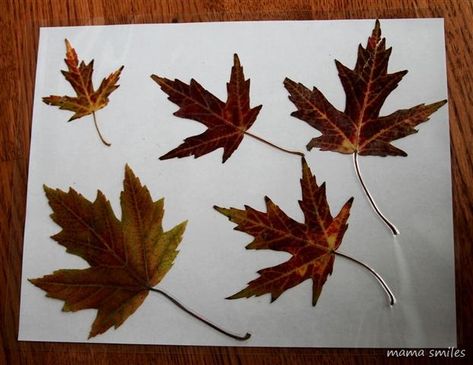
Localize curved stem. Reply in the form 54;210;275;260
244;131;304;157
353;152;399;235
92;112;111;146
148;287;251;341
335;251;396;306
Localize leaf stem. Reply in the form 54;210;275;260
148;287;251;341
353;152;399;235
244;131;304;157
92;112;111;147
335;251;396;305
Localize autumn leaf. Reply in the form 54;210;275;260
43;39;124;146
215;158;354;306
284;20;446;234
284;20;446;156
152;54;302;162
30;165;187;338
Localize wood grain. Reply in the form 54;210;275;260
1;0;472;364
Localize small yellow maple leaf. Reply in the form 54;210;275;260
43;39;124;146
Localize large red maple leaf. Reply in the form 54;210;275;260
215;159;353;305
284;20;446;156
151;54;262;162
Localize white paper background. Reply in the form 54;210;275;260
19;19;455;348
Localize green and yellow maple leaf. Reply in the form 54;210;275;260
30;165;186;338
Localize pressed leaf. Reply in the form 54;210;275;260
30;165;187;338
215;158;353;306
152;54;263;162
284;20;447;235
43;39;124;146
284;20;447;156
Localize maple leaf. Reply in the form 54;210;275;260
43;39;124;146
284;20;447;156
284;20;447;235
215;158;353;305
29;165;187;338
151;54;264;162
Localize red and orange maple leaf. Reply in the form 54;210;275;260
151;54;263;162
43;39;124;146
284;20;446;156
30;165;187;338
215;159;353;305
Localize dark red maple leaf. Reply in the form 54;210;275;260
284;20;446;235
284;20;447;156
151;54;263;162
215;158;353;305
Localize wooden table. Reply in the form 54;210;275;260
1;1;472;363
